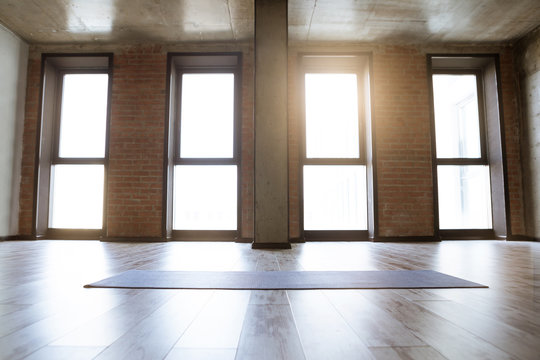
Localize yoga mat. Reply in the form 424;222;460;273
85;270;487;290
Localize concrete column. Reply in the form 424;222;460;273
253;0;289;248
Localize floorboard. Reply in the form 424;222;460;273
0;240;537;360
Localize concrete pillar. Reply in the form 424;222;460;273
253;0;289;248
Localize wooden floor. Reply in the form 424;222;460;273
0;240;538;359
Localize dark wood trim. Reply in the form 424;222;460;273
236;53;244;240
304;230;369;241
173;64;241;164
298;53;372;239
235;237;253;243
297;53;306;241
303;158;366;165
103;54;114;236
373;236;439;242
431;68;488;165
439;229;497;240
52;69;109;163
366;52;379;239
506;234;537;241
162;53;174;239
34;53;113;239
426;56;441;240
165;52;243;239
428;54;511;238
251;242;292;249
32;54;52;238
102;237;165;243
436;158;488;165
0;235;37;241
492;55;513;238
45;229;103;240
171;230;238;241
175;158;238;165
289;237;305;243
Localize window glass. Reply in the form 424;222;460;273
437;165;492;229
304;165;367;230
49;164;104;229
174;165;237;230
305;73;359;158
180;74;234;158
58;74;108;158
432;75;481;159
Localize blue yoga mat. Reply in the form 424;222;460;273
85;270;487;290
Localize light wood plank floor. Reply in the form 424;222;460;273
0;240;538;359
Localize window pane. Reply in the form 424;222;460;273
437;165;492;229
180;74;234;158
58;74;108;158
174;165;237;230
49;165;104;229
305;74;359;158
432;75;482;158
303;165;367;230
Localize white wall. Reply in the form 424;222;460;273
0;24;28;237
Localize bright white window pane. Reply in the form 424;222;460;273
174;165;237;230
437;165;492;229
305;74;360;158
49;164;104;229
304;165;367;230
58;74;108;158
180;74;234;158
432;75;482;158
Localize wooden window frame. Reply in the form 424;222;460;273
428;54;510;240
165;53;242;241
33;54;113;240
432;69;488;167
299;53;371;241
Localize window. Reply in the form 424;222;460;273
165;53;241;240
35;55;112;238
432;73;492;230
429;55;509;239
300;55;373;240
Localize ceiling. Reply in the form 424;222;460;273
0;0;539;44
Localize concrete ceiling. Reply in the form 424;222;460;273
0;0;539;44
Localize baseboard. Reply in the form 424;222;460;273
439;229;496;240
251;242;292;249
102;237;165;243
235;237;253;243
289;237;305;243
506;234;537;241
373;236;439;242
0;235;36;241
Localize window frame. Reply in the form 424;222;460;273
165;53;242;241
33;53;113;239
173;67;240;166
52;69;110;166
432;69;488;166
299;54;370;240
428;54;510;240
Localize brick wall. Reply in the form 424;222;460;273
287;43;525;239
106;45;166;237
18;42;525;239
18;57;40;236
18;43;255;239
287;45;434;238
372;46;434;237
